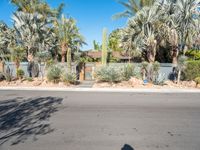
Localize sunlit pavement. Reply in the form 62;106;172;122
0;90;200;150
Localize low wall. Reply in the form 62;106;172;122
84;63;174;81
3;62;77;77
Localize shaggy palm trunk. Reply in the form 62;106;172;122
172;46;178;65
67;47;72;74
15;59;20;70
61;44;66;63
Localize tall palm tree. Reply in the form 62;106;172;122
11;0;64;19
54;15;85;71
12;11;54;59
113;0;155;19
174;0;199;53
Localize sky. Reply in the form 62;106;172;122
0;0;128;50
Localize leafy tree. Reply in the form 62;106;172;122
93;40;101;51
108;29;123;52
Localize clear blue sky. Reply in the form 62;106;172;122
0;0;127;50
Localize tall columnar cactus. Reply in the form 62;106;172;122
102;28;108;65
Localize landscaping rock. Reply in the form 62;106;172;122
129;77;143;87
32;81;42;86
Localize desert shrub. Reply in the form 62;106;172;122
95;66;122;83
121;64;134;81
185;50;200;60
62;72;78;84
0;72;5;81
47;65;62;83
17;68;25;79
26;77;33;82
152;61;160;74
46;59;54;68
153;73;165;85
183;61;200;80
194;77;200;87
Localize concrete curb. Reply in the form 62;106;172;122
0;86;200;93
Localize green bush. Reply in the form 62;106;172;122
95;66;122;83
47;65;62;83
0;72;5;81
194;77;200;87
183;61;200;80
121;64;134;81
17;68;25;79
62;72;78;84
185;50;200;60
26;77;33;82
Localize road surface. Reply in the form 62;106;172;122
0;90;200;150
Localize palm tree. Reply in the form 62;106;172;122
54;15;85;72
121;5;163;63
12;11;54;58
113;0;155;19
174;0;199;53
11;0;64;19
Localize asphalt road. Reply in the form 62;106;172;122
0;90;200;150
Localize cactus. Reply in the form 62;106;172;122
102;28;108;65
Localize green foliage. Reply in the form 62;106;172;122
152;61;160;74
108;29;123;52
26;77;33;82
36;51;51;63
194;77;200;87
46;59;54;68
16;68;24;79
95;66;122;83
102;28;108;65
183;61;200;80
47;65;62;83
93;40;101;51
62;72;78;85
153;73;165;85
113;0;155;19
185;50;200;61
121;64;135;81
5;73;12;82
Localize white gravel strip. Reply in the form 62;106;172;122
0;86;200;93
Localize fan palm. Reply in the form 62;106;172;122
12;11;54;58
113;0;155;19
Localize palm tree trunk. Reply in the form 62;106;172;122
67;47;72;73
61;44;66;63
172;46;179;65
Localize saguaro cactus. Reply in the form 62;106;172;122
102;28;108;65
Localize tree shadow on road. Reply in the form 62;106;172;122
121;144;135;150
0;96;63;145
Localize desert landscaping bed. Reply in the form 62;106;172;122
93;77;200;89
